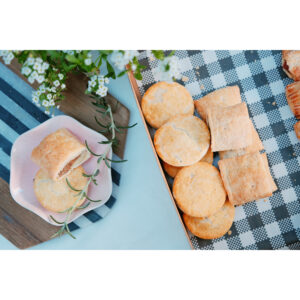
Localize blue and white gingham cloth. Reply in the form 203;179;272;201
0;62;121;232
137;50;300;250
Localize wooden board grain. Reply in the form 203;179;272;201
2;59;130;158
0;178;59;249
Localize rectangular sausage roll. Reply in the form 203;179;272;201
31;128;91;181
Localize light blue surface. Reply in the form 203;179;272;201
0;70;191;250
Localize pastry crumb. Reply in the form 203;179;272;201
149;56;155;62
195;66;199;70
292;152;296;156
200;84;205;90
228;230;232;236
182;76;189;82
272;101;276;106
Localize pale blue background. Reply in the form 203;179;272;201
0;67;191;250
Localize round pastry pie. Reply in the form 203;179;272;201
34;165;88;212
183;200;235;239
173;162;226;218
154;115;210;167
141;81;194;129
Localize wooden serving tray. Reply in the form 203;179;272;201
127;71;193;249
0;59;130;249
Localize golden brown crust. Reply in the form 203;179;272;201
34;166;87;212
162;147;213;178
183;200;235;239
282;50;300;81
208;102;252;152
173;162;226;217
194;86;241;122
154;115;210;167
218;152;274;206
31;128;90;181
219;121;264;159
294;121;300;139
286;81;300;119
141;81;194;129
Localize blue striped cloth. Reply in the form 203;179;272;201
0;62;121;232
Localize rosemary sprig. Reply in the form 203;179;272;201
50;95;136;239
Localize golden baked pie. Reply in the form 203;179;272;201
173;162;226;218
183;200;235;240
154;115;210;167
286;81;300;119
31;128;91;181
282;50;300;81
34;166;87;212
218;152;276;206
141;81;194;129
207;102;252;152
194;85;241;122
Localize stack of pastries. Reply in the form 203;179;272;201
31;128;91;212
142;82;277;240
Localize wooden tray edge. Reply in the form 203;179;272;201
127;71;193;250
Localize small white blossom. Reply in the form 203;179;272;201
21;66;31;76
0;50;15;65
110;50;138;71
53;80;60;87
61;83;66;89
42;100;49;107
36;57;43;64
27;57;34;65
28;75;35;84
58;73;64;80
37;75;45;83
32;96;39;103
42;62;49;70
84;58;92;66
33;62;40;70
47;94;52;100
51;87;56;93
45;110;50;115
87;52;92;58
49;100;55;106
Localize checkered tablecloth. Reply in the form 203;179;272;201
137;50;300;250
0;62;122;233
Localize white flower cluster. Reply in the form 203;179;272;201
110;50;139;71
87;74;109;97
0;50;14;64
62;50;82;55
21;57;49;84
31;72;66;116
155;56;182;82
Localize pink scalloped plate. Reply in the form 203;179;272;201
9;115;112;226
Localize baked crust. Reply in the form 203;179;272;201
141;81;194;129
183;200;235;240
218;152;275;206
261;153;277;192
282;50;300;81
194;86;241;122
34;166;87;212
208;102;252;152
219;121;263;159
31;128;91;181
162;147;213;178
173;162;226;218
286;81;300;119
154;115;210;167
294;121;300;139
